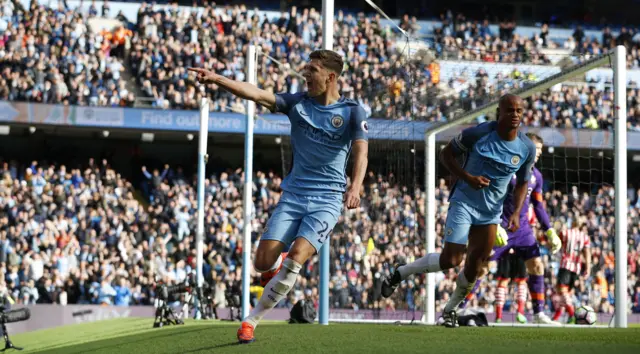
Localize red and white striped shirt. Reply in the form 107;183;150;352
528;205;535;225
560;228;590;274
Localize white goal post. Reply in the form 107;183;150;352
423;46;628;328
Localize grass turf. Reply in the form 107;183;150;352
10;318;640;354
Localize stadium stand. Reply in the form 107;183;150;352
3;1;640;129
0;1;638;319
0;1;136;107
0;157;638;316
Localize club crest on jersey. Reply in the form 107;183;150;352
530;174;537;184
331;115;344;128
361;121;369;133
511;155;520;165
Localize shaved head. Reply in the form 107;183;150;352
499;94;523;110
497;94;524;129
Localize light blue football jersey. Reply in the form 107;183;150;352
274;93;368;195
449;121;536;215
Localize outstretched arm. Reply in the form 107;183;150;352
188;68;276;111
141;166;152;180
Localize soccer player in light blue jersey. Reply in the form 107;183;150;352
380;94;536;327
460;132;562;325
189;50;368;342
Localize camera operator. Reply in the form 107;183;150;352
212;281;227;317
207;278;242;321
0;284;15;310
152;274;196;328
225;280;241;309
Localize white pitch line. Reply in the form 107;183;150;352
489;322;609;329
329;319;610;328
329;319;428;325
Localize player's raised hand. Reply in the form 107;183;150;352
343;188;360;210
188;67;219;84
465;175;491;190
507;213;520;232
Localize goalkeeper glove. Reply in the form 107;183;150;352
546;229;562;254
495;225;508;247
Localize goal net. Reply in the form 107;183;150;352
420;45;629;328
240;11;629;328
323;25;628;326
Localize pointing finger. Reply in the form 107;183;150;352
188;67;203;73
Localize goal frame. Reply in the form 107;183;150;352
230;0;627;327
423;46;628;328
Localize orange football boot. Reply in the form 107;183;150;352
237;322;255;344
259;252;288;287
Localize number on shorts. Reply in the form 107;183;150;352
317;221;330;243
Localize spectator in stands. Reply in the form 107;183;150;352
4;1;640;130
0;1;134;107
0;155;638;318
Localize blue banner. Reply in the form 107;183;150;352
0;101;639;150
126;108;432;140
0;101;431;141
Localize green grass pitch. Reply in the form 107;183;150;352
10;318;640;353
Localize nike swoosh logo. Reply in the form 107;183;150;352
270;287;285;296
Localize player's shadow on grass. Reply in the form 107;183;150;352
182;341;241;352
31;325;217;354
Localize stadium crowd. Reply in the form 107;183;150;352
2;1;640;130
127;2;640;131
0;0;136;107
0;0;639;319
0;157;639;318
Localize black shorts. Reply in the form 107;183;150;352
496;252;527;280
557;268;579;290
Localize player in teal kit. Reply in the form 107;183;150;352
381;94;536;327
460;133;562;325
190;50;368;343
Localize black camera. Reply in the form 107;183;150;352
219;282;242;321
157;283;190;302
0;306;31;351
153;278;193;328
225;291;241;308
194;282;216;320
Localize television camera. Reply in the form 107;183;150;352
0;306;31;351
153;274;245;328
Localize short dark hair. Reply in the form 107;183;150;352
309;50;344;75
526;132;543;144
